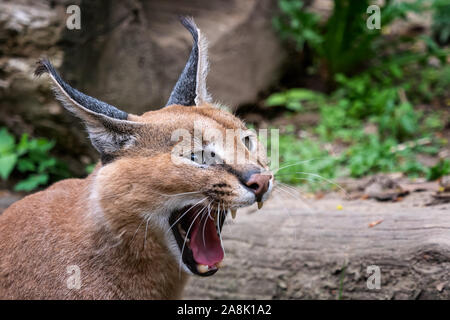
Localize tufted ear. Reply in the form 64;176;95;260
166;17;212;107
35;59;142;164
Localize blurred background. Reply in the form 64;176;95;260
0;0;448;193
0;0;450;299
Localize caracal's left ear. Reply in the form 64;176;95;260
35;59;143;164
166;17;212;107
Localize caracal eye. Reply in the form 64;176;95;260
243;136;253;151
190;151;204;164
190;150;214;165
189;149;220;166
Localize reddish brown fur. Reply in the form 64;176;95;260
0;104;270;299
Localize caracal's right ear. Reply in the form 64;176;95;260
35;59;143;164
166;17;212;107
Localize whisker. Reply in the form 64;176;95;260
131;217;146;243
144;217;150;249
207;203;214;221
294;172;348;196
277;182;316;199
179;203;210;275
157;190;203;197
217;202;225;255
274;184;314;214
274;189;298;241
275;183;304;199
202;203;211;247
166;197;208;233
272;158;326;174
100;189;203;201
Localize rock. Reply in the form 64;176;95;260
363;174;409;201
61;0;285;113
440;176;450;192
0;0;285;174
0;0;94;175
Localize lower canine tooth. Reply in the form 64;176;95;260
216;261;224;269
197;264;209;273
257;202;263;209
231;209;237;219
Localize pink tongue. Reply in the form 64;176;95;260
189;216;224;266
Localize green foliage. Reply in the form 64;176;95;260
427;159;450;181
267;56;448;187
265;88;324;112
346;135;424;178
274;132;340;190
268;0;448;189
432;0;450;44
274;0;425;79
0;128;18;180
85;163;96;175
0;127;71;191
273;0;322;51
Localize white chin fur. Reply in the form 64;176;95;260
143;196;206;275
232;184;256;207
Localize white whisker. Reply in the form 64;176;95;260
179;203;210;275
144;217;150;249
217;202;224;255
294;172;348;196
166;197;208;233
272;158;325;174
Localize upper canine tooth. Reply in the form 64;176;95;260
230;209;237;219
257;202;263;209
197;264;209;274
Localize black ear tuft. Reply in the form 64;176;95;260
166;16;211;107
34;58;52;77
34;58;128;120
35;58;142;164
179;16;199;44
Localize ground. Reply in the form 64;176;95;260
1;177;449;300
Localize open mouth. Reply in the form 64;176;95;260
169;204;228;276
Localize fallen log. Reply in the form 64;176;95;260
184;190;450;299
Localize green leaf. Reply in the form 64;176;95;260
16;158;36;172
37;157;57;173
287;88;324;101
14;174;49;192
286;100;303;112
427;159;450;181
85;163;96;175
0;128;16;155
16;133;29;156
265;93;287;106
0;154;18;180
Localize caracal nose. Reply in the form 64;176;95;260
245;173;272;200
